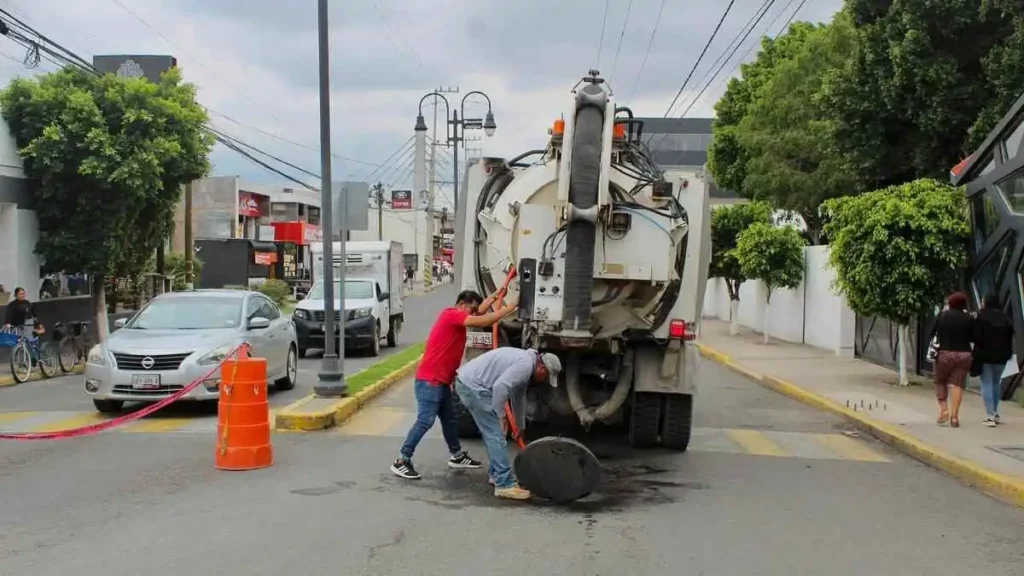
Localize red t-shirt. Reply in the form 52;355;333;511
415;307;470;386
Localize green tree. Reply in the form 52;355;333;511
710;201;773;335
734;222;806;344
822;1;1024;189
822;178;970;385
707;22;819;197
736;16;861;243
0;67;213;337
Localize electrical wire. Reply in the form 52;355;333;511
608;0;635;86
625;0;667;103
367;0;432;78
660;0;737;119
596;0;611;69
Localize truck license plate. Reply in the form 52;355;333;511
467;332;493;349
131;374;161;389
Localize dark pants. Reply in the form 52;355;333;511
399;379;462;461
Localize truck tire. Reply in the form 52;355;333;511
661;394;693;451
386;317;399;348
628;391;661;448
452;387;481;438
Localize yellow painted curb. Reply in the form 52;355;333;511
696;341;1024;509
275;354;422;432
0;363;84;387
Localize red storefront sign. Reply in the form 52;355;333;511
239;192;261;217
254;251;278;265
271;221;321;246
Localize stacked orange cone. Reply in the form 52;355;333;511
215;346;274;470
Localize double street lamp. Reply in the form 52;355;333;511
414;90;497;221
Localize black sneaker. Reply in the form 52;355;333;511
390;458;422;479
447;451;482;469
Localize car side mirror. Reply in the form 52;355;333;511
378;291;389;302
114;317;128;329
248;316;271;330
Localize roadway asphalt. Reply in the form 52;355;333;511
1;336;1022;574
0;285;459;419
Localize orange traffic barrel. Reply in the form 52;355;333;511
215;352;273;471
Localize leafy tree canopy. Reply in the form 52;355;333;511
0;66;213;283
707;21;819;197
710;201;773;300
734;222;806;302
821;178;970;326
822;0;1024;189
736;15;861;244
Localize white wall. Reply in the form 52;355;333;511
349;209;431;282
703;245;855;356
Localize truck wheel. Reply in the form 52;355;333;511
452;387;481;438
628;392;661;448
386;318;399;347
369;323;380;357
661;394;693;451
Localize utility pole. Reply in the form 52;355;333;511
183;180;194;289
427;86;458;286
314;0;346;396
373;182;385;241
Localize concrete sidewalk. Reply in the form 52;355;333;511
697;319;1024;508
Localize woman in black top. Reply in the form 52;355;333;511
973;293;1015;426
2;287;45;336
932;292;974;428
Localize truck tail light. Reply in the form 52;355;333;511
669;319;696;341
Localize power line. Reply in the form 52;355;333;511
363;138;415;182
608;0;635;86
625;0;668;103
367;0;432;78
661;0;738;118
596;0;611;69
672;0;778;119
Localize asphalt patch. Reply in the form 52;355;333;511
290;480;357;496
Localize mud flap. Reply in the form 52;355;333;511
513;436;601;503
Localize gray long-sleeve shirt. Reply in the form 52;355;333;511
455;347;537;430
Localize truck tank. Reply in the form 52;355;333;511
454;71;712;450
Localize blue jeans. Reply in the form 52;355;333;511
979;363;1004;417
455;378;515;489
399;379;462;461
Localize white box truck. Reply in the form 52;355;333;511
294;240;405;357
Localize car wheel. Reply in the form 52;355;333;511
369;323;380;357
93;399;124;413
276;345;297;390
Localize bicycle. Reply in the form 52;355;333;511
53;320;92;373
1;326;59;383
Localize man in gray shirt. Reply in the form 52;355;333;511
454;347;562;500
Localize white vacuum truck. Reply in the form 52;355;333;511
454;71;711;450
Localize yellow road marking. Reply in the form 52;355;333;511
339;407;409;436
0;411;36;425
122;417;193;433
28;412;108;433
726;428;788;457
815;433;890;463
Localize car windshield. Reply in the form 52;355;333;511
308;280;374;300
127;296;242;330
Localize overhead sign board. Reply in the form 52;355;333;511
391;190;412;209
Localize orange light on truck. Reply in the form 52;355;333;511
553;119;565;135
613;123;626;139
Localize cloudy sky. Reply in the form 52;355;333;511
0;0;842;208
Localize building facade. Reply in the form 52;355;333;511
953;91;1024;400
637;117;741;203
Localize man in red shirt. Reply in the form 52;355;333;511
390;289;517;479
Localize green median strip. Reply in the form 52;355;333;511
275;342;425;431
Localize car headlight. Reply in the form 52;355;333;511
87;344;106;366
348;307;373;319
197;345;232;367
293;309;309;321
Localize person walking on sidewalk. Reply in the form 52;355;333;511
973;293;1014;427
454;346;562;501
389;289;518;480
933;292;974;428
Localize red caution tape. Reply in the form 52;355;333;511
0;343;250;441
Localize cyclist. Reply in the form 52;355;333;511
3;286;45;339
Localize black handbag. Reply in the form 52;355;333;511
970;353;983;377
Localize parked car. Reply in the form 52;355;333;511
84;289;298;413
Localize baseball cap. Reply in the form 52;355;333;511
540;352;562;387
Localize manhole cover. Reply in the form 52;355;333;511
987;445;1024;463
514;436;601;503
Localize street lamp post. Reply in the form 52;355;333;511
414;90;496;224
314;0;346;396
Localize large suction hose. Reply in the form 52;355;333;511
561;85;606;333
566;348;635;428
